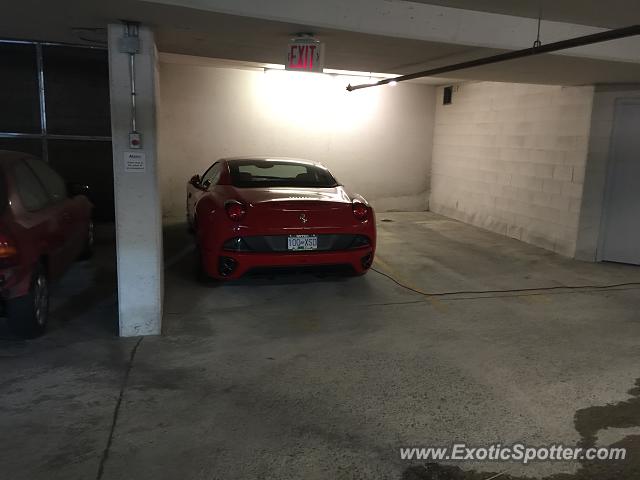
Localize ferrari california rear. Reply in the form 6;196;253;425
186;157;376;280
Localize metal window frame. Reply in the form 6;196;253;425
0;38;111;162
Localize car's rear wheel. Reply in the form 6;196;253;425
7;264;49;338
347;269;368;277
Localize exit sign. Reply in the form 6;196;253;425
286;37;324;73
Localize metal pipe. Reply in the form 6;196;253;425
0;37;106;50
130;53;137;132
346;25;640;91
0;132;111;141
126;23;139;134
35;43;48;162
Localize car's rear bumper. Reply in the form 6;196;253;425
201;246;374;280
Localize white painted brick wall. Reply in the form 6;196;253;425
431;82;594;257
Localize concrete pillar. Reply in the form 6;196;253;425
107;23;163;336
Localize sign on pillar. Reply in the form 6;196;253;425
286;36;324;73
124;151;146;172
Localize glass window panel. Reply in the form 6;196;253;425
48;140;114;221
0;43;40;133
43;46;111;136
0;138;43;157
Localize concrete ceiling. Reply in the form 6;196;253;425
408;0;640;29
0;0;487;77
1;0;640;85
156;13;496;77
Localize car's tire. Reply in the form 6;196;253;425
78;219;94;261
7;264;49;338
347;268;368;277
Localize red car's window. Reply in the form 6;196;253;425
201;162;222;188
14;161;50;212
229;160;338;188
24;157;67;203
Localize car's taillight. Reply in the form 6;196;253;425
352;202;369;221
225;201;246;221
0;233;18;265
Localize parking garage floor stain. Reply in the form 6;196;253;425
402;379;640;479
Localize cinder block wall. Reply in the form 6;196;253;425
430;82;594;257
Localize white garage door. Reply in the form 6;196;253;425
601;100;640;265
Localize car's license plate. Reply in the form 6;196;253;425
287;235;318;251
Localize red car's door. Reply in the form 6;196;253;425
11;160;68;277
23;158;86;275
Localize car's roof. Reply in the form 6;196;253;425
221;156;324;167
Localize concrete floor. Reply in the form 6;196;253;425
1;212;639;480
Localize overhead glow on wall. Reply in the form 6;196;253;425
257;67;391;132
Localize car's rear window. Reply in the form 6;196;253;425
229;160;338;188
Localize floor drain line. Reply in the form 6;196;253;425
484;472;505;480
96;336;143;480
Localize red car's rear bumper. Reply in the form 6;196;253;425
201;246;374;280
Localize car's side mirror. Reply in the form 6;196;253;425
68;182;90;197
190;174;201;186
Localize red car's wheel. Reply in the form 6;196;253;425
7;264;49;338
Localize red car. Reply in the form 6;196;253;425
0;151;93;337
187;157;376;280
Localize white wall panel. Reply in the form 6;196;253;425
158;57;435;220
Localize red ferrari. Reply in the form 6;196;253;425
186;157;376;280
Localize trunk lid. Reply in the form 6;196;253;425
234;187;355;230
233;186;351;205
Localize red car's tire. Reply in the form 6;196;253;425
7;264;49;338
348;269;368;277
